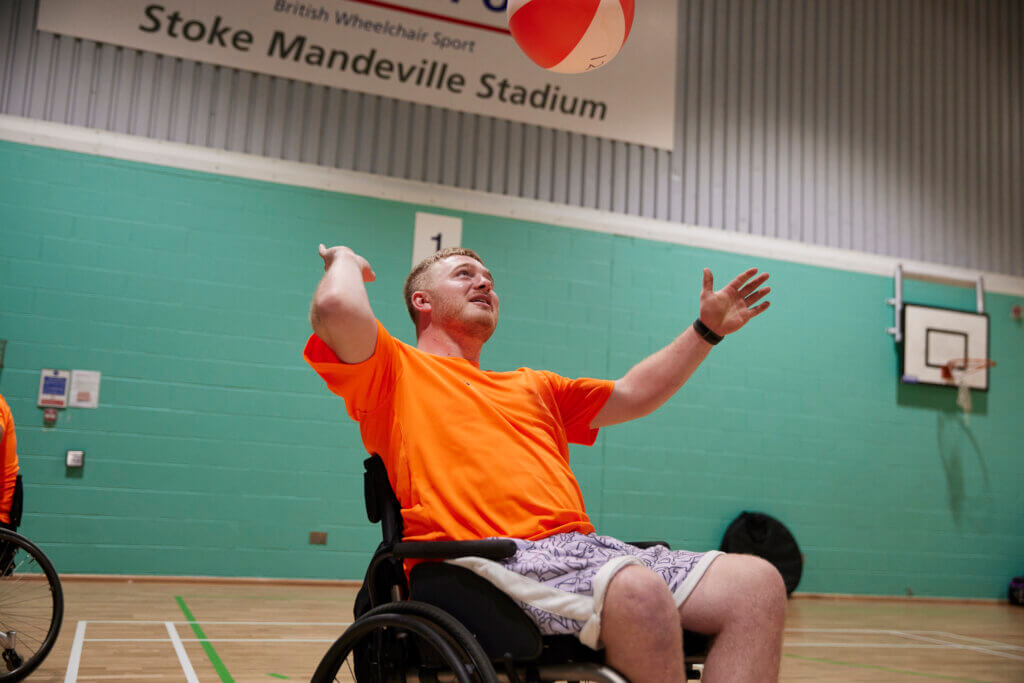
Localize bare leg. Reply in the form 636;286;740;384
678;554;787;682
601;565;685;682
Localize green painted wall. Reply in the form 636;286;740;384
1;140;1021;596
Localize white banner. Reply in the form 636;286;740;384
37;0;677;149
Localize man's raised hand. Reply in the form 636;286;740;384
698;267;771;336
319;244;376;283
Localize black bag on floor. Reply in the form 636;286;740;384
1010;576;1024;606
720;511;803;596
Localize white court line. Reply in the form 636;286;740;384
177;638;335;643
81;619;352;626
165;622;200;683
784;627;1024;660
920;631;1024;651
76;676;176;680
786;643;971;649
786;628;901;633
892;631;1024;662
83;637;336;643
64;621;86;683
82;639;179;643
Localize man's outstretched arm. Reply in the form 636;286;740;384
309;244;378;364
591;267;771;428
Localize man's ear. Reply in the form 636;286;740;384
411;291;431;314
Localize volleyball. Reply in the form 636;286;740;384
507;0;635;74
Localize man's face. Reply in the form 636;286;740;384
423;255;499;339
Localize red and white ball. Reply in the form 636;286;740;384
507;0;635;74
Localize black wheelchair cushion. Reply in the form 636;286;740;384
409;562;543;661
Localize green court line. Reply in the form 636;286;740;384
267;675;290;680
784;654;992;682
175;595;235;682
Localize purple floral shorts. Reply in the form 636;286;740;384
448;532;721;649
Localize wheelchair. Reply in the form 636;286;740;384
312;456;709;682
0;528;64;682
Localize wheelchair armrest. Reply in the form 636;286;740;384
627;540;671;550
392;539;517;561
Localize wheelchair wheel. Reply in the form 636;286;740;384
0;529;64;682
313;600;498;683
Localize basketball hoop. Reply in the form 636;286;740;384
941;358;995;421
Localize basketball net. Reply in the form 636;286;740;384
941;358;996;423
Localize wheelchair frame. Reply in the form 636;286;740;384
312;455;706;682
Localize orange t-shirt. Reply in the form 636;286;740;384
304;322;614;543
0;395;19;525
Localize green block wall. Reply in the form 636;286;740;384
1;140;1021;596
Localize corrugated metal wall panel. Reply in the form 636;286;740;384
2;0;1022;276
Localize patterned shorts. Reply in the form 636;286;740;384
449;532;721;649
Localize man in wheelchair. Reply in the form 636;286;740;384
305;245;785;681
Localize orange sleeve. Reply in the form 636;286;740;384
303;321;402;421
0;397;18;524
538;372;615;446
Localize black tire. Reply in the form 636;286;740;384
313;600;498;683
0;529;64;682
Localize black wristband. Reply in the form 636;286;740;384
693;318;723;345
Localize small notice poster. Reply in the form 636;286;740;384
70;370;102;408
38;369;71;408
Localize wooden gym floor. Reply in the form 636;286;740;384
22;577;1024;682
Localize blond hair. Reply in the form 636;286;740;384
403;247;486;324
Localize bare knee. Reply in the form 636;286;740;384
602;565;679;640
682;556;786;680
680;554;787;635
601;565;683;679
740;555;787;627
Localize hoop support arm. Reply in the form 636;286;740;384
886;264;985;343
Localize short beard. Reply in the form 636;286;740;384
453;312;497;344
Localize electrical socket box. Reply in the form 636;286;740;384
66;450;85;468
308;531;327;545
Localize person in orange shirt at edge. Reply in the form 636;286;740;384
0;393;20;534
304;245;785;682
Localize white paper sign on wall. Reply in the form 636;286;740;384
412;213;463;268
70;370;102;409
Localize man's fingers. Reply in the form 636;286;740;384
728;267;760;291
745;286;771;305
702;268;714;293
737;272;770;297
749;301;771;316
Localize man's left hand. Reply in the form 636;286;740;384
699;268;771;336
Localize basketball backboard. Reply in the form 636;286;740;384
901;304;990;390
